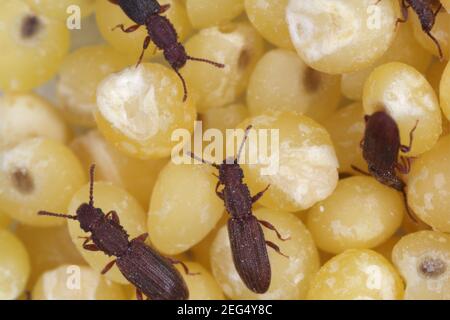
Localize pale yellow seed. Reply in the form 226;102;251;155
440;61;450;120
236;112;339;212
32;265;126;300
407;135;450;232
307;249;404;300
392;231;450;300
148;162;224;255
0;230;30;300
186;0;244;29
0;93;70;150
307;176;405;254
286;0;397;74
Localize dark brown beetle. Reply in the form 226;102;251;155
395;0;444;60
352;111;418;221
109;0;225;101
189;126;289;294
38;164;191;300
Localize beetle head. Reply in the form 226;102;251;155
76;203;103;232
164;43;188;70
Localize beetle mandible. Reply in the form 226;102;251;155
108;0;225;101
189;125;290;294
38;164;192;300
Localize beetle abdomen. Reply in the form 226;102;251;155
228;216;271;294
116;240;188;300
118;0;161;25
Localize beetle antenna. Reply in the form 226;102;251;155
174;69;188;102
187;56;225;69
236;125;253;163
187;152;220;169
89;164;95;207
38;211;77;220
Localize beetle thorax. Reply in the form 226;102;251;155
219;163;244;185
76;203;103;232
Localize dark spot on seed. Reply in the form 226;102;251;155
21;15;41;39
238;49;250;70
303;67;321;93
11;168;34;194
418;257;447;279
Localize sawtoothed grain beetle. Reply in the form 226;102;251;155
352;110;419;221
109;0;225;101
189;126;290;294
38;164;191;300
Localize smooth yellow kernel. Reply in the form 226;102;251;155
201;103;249;135
286;0;397;74
25;0;95;20
96;0;192;60
237;112;339;212
247;49;341;122
15;224;85;287
0;138;86;227
0;0;70;92
67;182;147;284
211;208;320;300
176;262;225;300
182;22;264;113
307;176;405;254
392;231;450;300
70;130;166;209
0;212;11;229
363;62;442;157
307;249;404;300
186;0;244;29
0;93;70;150
148;162;224;255
322;102;367;175
95;63;196;160
0;229;30;300
407;135;450;232
342;22;432;100
374;234;401;262
32;264;126;300
57;45;133;127
440;61;450;120
245;0;294;49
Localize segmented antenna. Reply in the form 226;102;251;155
89;164;95;207
187;152;220;169
174;69;188;102
37;211;77;220
187;56;225;69
237;125;253;163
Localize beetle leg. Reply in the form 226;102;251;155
396;156;411;174
105;210;120;224
168;258;199;276
433;4;443;18
400;120;418;153
351;165;370;176
132;233;149;243
258;219;290;241
111;24;142;33
136;289;143;301
136;36;152;68
265;241;289;258
101;259;117;275
252;184;270;203
215;181;224;200
79;236;100;251
396;0;409;26
159;4;171;14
